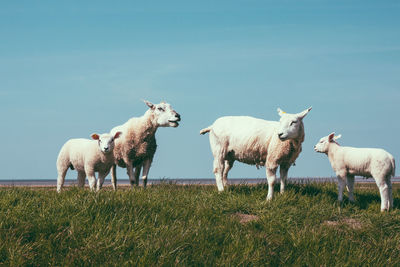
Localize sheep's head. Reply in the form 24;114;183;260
91;132;122;154
314;132;341;154
276;107;312;141
144;100;181;128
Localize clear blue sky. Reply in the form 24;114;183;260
1;1;399;180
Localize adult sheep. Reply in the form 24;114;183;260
200;107;312;200
56;131;122;192
314;132;395;211
110;100;181;189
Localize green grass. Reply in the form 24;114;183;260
1;182;400;266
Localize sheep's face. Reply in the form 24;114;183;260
314;133;341;154
91;132;122;154
144;100;181;128
277;107;312;141
314;135;330;153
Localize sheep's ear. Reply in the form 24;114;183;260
114;131;122;139
91;133;100;140
143;99;155;109
297;106;312;119
277;108;286;117
328;132;335;142
334;134;342;140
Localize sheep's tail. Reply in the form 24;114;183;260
199;126;211;135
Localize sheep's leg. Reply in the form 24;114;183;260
209;135;226;192
208;132;227;192
133;165;141;186
279;165;289;194
222;160;234;187
375;176;390;211
266;167;278;201
213;154;226;192
346;175;355;202
379;184;389;212
96;170;110;192
337;176;346;202
85;168;97;191
387;176;393;210
56;166;68;193
77;171;86;188
111;164;117;191
142;159;152;188
126;162;136;188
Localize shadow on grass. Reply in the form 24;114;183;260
355;192;400;210
227;182;400;211
284;183;338;203
227;182;338;200
355;191;381;210
226;183;268;195
289;183;400;211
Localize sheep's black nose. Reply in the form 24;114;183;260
278;133;283;138
176;113;181;121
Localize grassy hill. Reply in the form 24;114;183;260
1;182;400;266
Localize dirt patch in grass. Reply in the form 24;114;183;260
323;218;362;230
234;212;260;224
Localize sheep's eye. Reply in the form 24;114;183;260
158;107;165;111
290;121;297;126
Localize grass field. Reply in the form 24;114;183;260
1;182;400;266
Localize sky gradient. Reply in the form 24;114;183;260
1;1;399;180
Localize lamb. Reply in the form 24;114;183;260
200;107;312;200
314;132;395;211
110;100;181;189
56;131;122;192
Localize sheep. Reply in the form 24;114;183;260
314;132;395;211
56;131;122;192
110;100;181;189
200;107;312;200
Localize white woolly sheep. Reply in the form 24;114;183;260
110;100;181;189
314;132;395;211
56;132;122;192
200;107;312;200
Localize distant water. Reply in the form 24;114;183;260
1;177;398;186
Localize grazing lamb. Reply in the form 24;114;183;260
110;100;181;189
56;132;122;192
200;107;312;200
314;132;395;211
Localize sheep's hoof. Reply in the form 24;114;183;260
381;207;390;212
333;200;341;207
